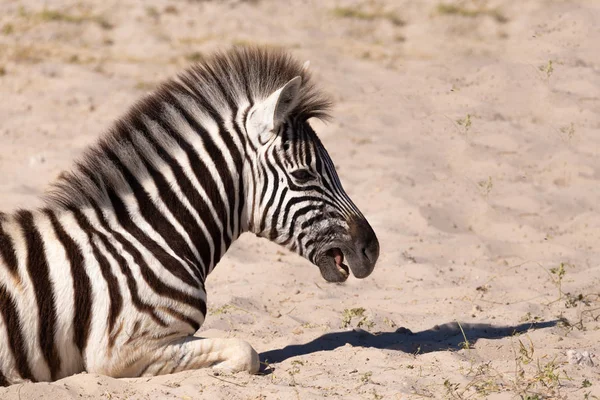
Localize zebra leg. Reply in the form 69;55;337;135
140;336;260;376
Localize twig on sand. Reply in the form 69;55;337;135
207;372;247;387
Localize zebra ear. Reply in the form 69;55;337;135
272;76;302;126
248;76;302;140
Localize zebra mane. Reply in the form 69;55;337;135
174;46;332;122
43;46;332;209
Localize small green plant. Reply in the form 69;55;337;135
210;304;234;315
457;114;472;132
451;333;581;399
467;366;501;396
383;317;397;328
519;312;542;323
443;379;462;398
564;292;589;308
260;359;270;368
562;295;600;331
582;379;592;388
511;334;569;398
288;364;301;375
341;307;374;329
534;357;561;388
360;371;373;384
287;368;299;386
456;321;473;350
478;176;493;197
549;262;567;301
287;360;304;386
539;60;554;80
518;339;534;365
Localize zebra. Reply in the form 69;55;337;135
0;47;379;385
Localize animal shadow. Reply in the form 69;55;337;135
260;320;559;365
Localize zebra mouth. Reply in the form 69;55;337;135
330;248;350;277
318;247;350;282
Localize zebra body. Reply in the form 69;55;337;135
0;207;207;383
0;47;379;385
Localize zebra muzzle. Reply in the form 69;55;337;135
315;218;379;282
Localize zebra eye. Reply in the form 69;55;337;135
291;169;312;183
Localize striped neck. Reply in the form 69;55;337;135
44;93;250;283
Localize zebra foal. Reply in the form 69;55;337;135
0;47;379;385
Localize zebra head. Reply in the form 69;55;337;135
244;74;379;283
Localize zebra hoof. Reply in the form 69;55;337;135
211;340;260;375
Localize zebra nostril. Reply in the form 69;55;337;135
361;247;369;259
361;247;371;262
361;235;379;264
350;217;380;266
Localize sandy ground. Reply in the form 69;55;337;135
1;0;599;398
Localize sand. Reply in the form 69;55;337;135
0;0;599;398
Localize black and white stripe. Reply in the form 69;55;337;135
0;47;379;385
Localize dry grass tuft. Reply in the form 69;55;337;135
436;3;508;23
332;6;404;26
